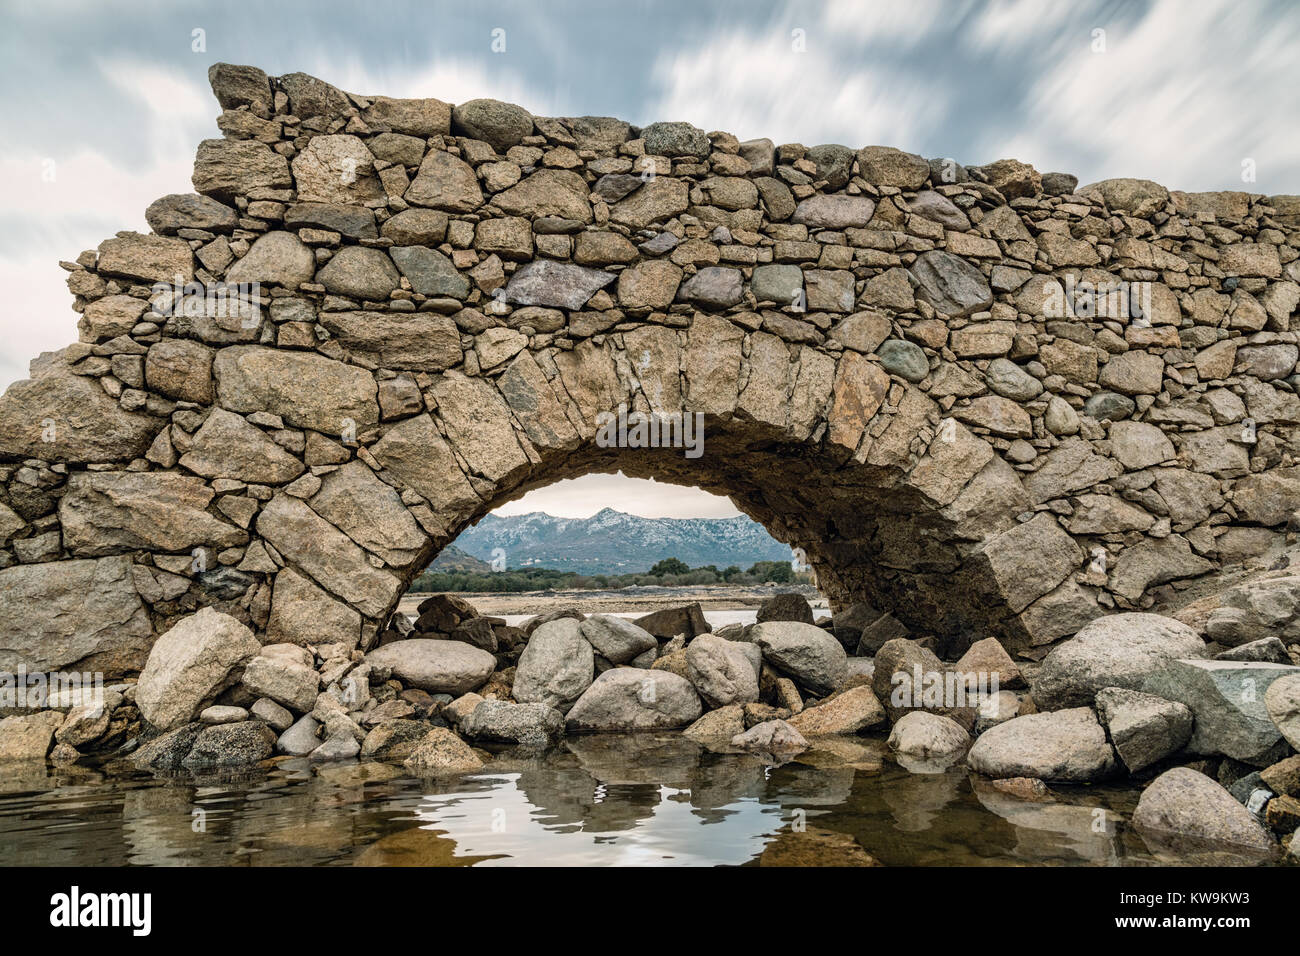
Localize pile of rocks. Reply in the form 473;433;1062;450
2;584;1297;859
965;607;1300;857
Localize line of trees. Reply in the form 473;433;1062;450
409;558;811;593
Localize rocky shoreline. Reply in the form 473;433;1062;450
3;575;1298;863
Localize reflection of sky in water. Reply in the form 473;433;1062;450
412;774;782;866
0;743;1285;867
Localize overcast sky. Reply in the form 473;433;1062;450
2;0;1297;517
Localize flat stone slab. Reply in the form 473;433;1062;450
365;639;496;696
1143;659;1300;766
503;260;614;310
1132;767;1274;857
967;707;1117;782
0;556;154;674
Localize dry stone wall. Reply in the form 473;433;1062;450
3;62;1300;673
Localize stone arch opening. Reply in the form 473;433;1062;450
385;391;1031;658
3;61;1298;687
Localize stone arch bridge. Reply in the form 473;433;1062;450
3;62;1299;677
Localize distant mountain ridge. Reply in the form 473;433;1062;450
447;507;793;573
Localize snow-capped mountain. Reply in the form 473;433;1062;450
448;507;793;572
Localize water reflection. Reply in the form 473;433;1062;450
970;777;1127;865
0;736;1290;867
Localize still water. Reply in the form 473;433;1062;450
0;733;1272;867
0;606;1286;867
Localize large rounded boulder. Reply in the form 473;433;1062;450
451;98;534;151
365;638;495;695
136;607;261;731
967;707;1117;782
750;621;847;696
512;618;595;712
684;633;760;707
460;700;565;747
565;669;702;732
579;615;657;664
1030;613;1207;710
888;711;970;764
